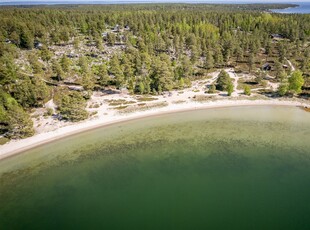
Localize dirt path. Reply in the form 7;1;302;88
286;58;295;71
226;68;242;97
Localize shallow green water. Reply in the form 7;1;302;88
0;106;310;230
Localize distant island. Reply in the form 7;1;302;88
0;3;309;154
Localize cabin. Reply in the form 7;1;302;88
68;85;84;91
262;63;272;71
67;53;78;58
112;24;120;33
52;114;63;120
90;53;98;58
34;41;43;49
270;34;284;40
101;32;108;38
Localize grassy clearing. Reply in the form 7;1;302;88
237;79;266;90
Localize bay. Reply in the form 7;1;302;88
0;106;310;229
271;2;310;14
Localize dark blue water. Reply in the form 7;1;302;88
272;2;310;14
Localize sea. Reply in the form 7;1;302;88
1;106;310;229
271;2;310;14
0;1;310;14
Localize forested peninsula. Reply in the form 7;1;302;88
0;4;309;143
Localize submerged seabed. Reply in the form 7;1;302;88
0;106;310;229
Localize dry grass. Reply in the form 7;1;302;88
0;137;10;145
105;99;136;106
191;95;216;102
118;102;168;114
89;103;100;108
237;79;266;90
136;96;158;102
172;100;187;104
113;105;128;110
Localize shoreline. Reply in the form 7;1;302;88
270;3;304;14
0;99;308;161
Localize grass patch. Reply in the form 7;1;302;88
172;100;186;104
31;114;40;119
230;95;270;101
89;103;100;108
237;79;264;90
0;137;10;145
113;105;128;110
192;95;216;102
136;96;158;102
90;111;98;116
105;99;136;106
118;102;168;114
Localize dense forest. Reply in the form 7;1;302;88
0;4;309;139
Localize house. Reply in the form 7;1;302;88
68;85;84;91
67;53;78;58
101;32;108;38
270;34;284;40
90;53;98;58
34;41;43;49
112;24;120;32
262;63;272;71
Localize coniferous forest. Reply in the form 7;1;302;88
0;4;309;139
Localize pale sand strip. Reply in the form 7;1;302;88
0;99;308;161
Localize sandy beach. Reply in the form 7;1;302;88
1;69;309;161
0;98;308;161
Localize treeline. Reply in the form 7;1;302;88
0;4;309;139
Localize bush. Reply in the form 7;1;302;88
227;83;234;96
216;70;232;91
244;85;251;96
278;83;288;96
207;84;216;94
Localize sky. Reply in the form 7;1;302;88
0;0;309;3
0;0;308;2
